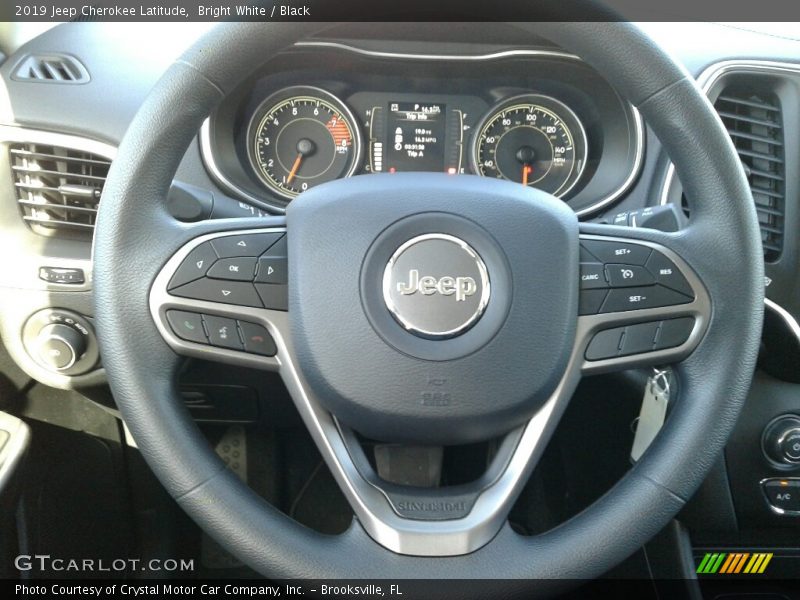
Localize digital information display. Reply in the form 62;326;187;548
384;102;446;172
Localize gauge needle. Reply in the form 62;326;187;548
522;165;532;186
286;154;303;185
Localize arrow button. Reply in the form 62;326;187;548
168;242;218;290
255;257;288;284
171;278;263;308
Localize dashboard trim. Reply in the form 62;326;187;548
0;124;117;294
659;59;800;207
199;41;645;217
658;59;800;346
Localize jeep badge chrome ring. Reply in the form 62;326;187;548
382;233;491;339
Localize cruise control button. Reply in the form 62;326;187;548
211;233;283;258
255;283;288;311
645;251;694;298
207;257;257;281
655;317;695;349
255;257;288;284
600;285;692;313
203;315;242;350
580;240;651;265
763;479;800;512
619;321;660;355
168;242;217;290
579;289;608;315
585;327;624;360
239;321;277;356
605;264;655;288
579;263;607;289
166;310;207;344
171;278;263;308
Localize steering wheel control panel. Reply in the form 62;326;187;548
584;317;695;361
168;232;288;311
578;239;695;316
166;310;277;357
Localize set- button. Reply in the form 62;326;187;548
578;239;695;315
168;232;288;311
166;309;277;356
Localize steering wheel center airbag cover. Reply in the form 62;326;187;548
287;172;579;444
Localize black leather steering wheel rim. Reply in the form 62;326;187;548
93;21;763;587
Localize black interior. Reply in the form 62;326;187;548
0;19;798;596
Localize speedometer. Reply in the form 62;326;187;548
471;94;588;197
247;86;362;201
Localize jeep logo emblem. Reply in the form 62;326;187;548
396;270;477;302
383;234;490;339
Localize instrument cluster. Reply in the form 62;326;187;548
202;43;644;217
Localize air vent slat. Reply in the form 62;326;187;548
12;54;89;84
713;85;784;262
734;148;784;164
726;129;783;146
17;200;98;215
717;95;781;112
11;142;110;238
748;167;784;182
717;110;781;129
11;165;108;182
10;148;111;166
23;216;95;230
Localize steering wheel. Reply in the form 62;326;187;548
93;21;763;588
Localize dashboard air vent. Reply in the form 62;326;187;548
714;87;785;261
11;143;110;236
12;54;89;83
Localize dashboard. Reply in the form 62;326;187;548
201;42;643;216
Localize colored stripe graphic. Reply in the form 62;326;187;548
698;552;774;575
757;553;773;574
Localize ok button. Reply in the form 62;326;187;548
605;264;655;288
207;257;257;281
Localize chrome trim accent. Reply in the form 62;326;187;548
199;42;645;217
295;42;581;62
760;477;800;517
660;59;800;207
199;119;270;209
0;411;30;493
150;229;709;556
765;297;800;345
382;233;490;339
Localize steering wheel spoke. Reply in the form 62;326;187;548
576;226;711;376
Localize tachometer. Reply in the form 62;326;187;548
471;94;588;197
247;86;362;200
